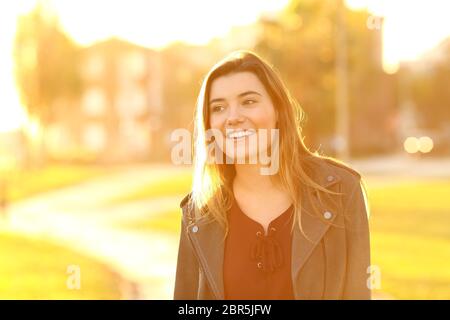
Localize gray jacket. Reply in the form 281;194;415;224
174;156;371;299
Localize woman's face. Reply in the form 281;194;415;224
208;71;278;162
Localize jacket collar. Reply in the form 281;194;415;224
182;157;342;299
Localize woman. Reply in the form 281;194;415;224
174;50;371;300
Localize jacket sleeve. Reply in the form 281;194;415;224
342;177;372;300
173;207;199;300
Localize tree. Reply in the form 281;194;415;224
410;39;450;130
254;0;395;156
14;1;81;164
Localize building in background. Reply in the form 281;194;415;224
46;38;164;163
43;36;239;164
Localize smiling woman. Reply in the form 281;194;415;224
174;50;372;300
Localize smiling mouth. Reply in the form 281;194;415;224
226;129;256;139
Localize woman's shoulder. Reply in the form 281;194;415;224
303;154;363;188
305;154;370;221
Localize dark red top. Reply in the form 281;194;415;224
223;193;295;300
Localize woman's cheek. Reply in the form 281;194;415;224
209;116;222;130
250;106;277;127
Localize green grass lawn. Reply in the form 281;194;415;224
368;179;450;299
0;231;122;299
114;174;450;300
4;164;113;203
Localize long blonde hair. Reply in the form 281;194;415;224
190;50;341;240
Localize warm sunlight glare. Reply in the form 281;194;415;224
0;0;289;133
346;0;450;74
50;0;290;48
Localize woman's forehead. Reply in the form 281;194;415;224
209;71;267;100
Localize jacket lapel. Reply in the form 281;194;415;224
291;162;341;292
291;175;341;286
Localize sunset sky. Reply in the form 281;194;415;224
1;0;449;132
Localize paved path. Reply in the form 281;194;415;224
2;164;190;299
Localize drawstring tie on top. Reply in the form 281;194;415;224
250;227;283;273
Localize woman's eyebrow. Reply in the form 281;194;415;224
209;90;262;105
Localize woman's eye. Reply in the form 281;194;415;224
211;105;224;113
243;99;256;105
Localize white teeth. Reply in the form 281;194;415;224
226;129;256;139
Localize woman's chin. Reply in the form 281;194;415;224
224;151;260;164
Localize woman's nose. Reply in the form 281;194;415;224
226;106;244;126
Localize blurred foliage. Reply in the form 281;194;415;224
14;2;81;124
408;40;450;131
254;0;397;155
0;231;122;299
13;2;82;165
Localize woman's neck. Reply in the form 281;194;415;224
233;163;279;193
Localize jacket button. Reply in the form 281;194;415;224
257;262;263;269
327;175;334;182
191;225;199;233
323;211;332;220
